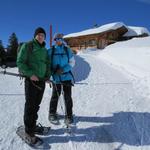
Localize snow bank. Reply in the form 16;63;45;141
98;36;150;99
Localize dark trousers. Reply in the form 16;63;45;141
49;81;73;117
24;78;45;134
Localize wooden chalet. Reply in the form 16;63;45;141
64;23;128;51
64;23;150;52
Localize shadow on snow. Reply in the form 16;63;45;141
72;55;91;82
44;112;150;147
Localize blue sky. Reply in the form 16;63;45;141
0;0;150;47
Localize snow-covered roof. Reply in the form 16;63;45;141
64;22;126;38
64;22;150;39
123;26;150;37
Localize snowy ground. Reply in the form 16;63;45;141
99;36;150;100
1;37;150;150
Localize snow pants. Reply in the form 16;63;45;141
24;78;45;135
49;80;73;117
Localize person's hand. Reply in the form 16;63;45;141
56;68;63;75
30;75;39;81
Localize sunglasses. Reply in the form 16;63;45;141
55;38;63;42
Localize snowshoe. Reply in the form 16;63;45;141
16;126;50;149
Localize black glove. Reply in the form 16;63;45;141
56;68;63;75
54;65;63;75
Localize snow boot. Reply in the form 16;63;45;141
64;115;74;125
48;113;59;124
34;123;51;135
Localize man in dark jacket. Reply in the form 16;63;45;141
17;27;50;145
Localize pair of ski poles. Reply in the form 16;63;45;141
49;74;73;123
0;69;70;120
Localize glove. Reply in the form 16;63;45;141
56;68;63;75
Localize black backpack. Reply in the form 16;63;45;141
51;45;69;69
50;45;75;83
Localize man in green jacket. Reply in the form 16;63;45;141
17;27;50;145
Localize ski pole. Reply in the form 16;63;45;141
0;70;26;78
53;82;65;116
54;83;70;128
61;84;67;117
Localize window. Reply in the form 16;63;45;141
88;39;96;46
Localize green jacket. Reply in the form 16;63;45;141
17;39;51;80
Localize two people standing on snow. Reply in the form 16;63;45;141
17;27;75;145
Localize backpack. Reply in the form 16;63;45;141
17;41;33;77
51;45;75;83
51;45;69;68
